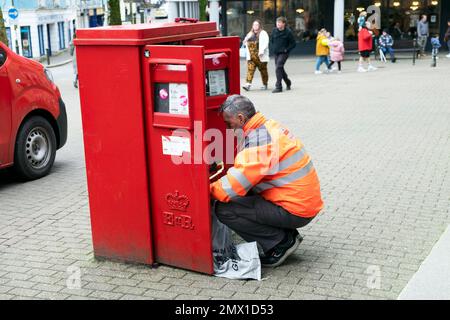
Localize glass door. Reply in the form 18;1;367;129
20;26;32;58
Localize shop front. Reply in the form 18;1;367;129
221;0;449;54
343;0;444;42
222;0;334;54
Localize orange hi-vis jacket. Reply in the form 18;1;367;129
210;112;324;218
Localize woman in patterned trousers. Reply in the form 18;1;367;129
242;20;270;91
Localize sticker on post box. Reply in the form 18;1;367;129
207;70;227;97
169;83;189;115
162;136;191;156
154;83;189;115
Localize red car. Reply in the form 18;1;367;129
0;41;67;180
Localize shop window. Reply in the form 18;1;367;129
6;27;13;50
38;25;45;56
226;0;329;43
20;26;33;58
226;1;246;37
276;0;326;42
344;0;442;42
58;22;66;50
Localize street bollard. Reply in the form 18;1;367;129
46;48;50;65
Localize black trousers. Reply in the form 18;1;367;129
274;53;290;89
328;61;342;71
215;195;314;253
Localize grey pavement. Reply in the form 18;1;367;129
398;225;450;300
35;49;73;68
1;54;450;300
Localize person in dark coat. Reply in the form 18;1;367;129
270;17;296;93
444;20;450;58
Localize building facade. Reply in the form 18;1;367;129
77;0;106;29
221;0;450;54
166;0;200;22
1;0;106;59
2;0;76;58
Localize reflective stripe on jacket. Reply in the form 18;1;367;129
210;113;324;218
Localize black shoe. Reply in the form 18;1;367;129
291;229;303;242
272;88;282;93
260;230;301;268
286;79;292;91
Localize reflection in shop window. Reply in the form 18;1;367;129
277;0;324;42
244;1;275;35
227;0;327;43
226;1;245;37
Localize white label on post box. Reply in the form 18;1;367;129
169;83;189;115
166;64;187;71
208;70;227;96
162;136;191;156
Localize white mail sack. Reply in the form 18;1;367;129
211;212;261;281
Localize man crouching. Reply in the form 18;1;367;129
210;95;324;267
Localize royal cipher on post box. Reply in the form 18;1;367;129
74;20;240;274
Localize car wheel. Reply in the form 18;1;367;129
14;116;57;180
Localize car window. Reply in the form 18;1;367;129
0;47;6;67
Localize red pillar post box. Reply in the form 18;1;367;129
75;22;239;274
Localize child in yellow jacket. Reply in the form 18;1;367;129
315;29;331;74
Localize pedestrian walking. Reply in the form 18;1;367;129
242;20;270;92
315;29;331;74
430;34;441;67
328;37;345;73
358;21;377;72
379;29;396;63
69;35;78;88
270;17;296;93
417;15;429;57
444;20;450;58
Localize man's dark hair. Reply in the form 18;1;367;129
220;95;256;120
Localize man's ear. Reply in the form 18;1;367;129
238;113;247;125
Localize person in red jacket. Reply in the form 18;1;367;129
211;95;324;268
358;21;377;72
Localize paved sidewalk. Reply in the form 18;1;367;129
1;55;449;300
35;49;73;68
398;225;450;300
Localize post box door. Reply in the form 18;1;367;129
185;36;241;168
142;45;213;274
185;36;240;96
